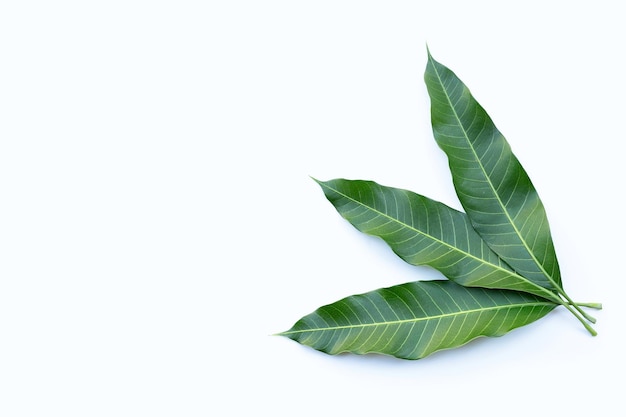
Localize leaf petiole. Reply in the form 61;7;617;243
571;302;602;310
558;292;597;323
561;302;598;336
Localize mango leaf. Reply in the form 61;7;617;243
278;49;598;362
279;280;556;360
315;178;561;303
424;51;592;324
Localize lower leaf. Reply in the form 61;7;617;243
278;280;556;360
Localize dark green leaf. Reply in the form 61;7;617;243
424;51;560;290
278;49;599;362
279;280;556;360
424;51;595;329
315;178;561;302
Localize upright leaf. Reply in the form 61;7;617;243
315;178;561;302
279;280;556;360
424;51;560;290
423;51;596;331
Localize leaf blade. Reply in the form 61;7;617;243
316;178;560;301
424;51;561;290
279;280;556;360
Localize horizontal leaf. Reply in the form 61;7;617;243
315;178;560;301
424;51;561;290
279;280;556;360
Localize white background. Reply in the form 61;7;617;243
1;1;623;416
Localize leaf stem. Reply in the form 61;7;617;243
532;288;599;325
571;302;602;310
558;291;597;323
561;302;597;336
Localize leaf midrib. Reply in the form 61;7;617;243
280;301;554;335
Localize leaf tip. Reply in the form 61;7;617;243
271;328;294;338
426;47;439;67
309;176;325;187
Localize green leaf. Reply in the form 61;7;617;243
424;51;593;326
279;280;556;360
278;49;599;363
424;52;560;290
315;178;561;302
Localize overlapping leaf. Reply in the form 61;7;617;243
279;280;556;360
424;51;593;325
424;52;559;289
315;178;561;302
278;49;598;362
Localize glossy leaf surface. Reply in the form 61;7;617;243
280;280;556;360
316;178;560;301
424;52;561;290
